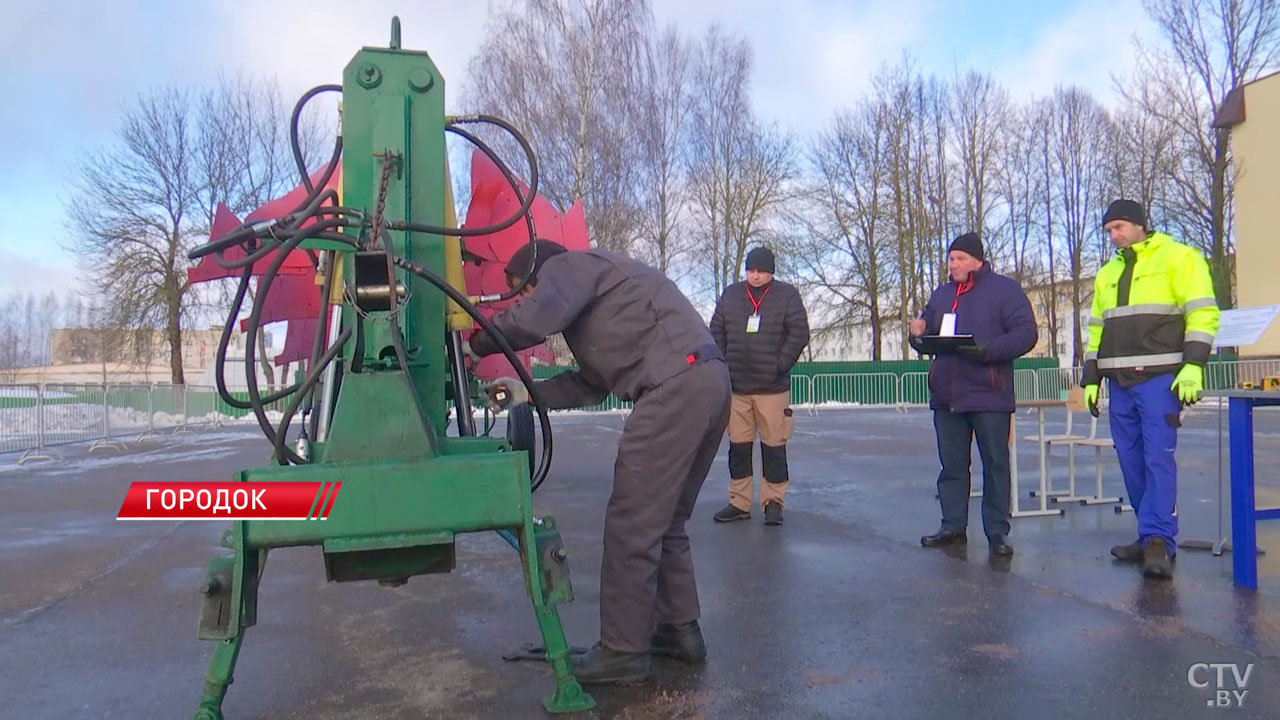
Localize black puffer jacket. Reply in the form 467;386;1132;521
710;280;810;394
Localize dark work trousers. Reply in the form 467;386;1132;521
600;359;731;653
933;409;1012;539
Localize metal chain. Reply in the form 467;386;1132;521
367;152;396;249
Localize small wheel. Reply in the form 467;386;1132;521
506;403;536;480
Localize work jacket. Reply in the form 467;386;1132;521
1082;232;1220;388
469;250;722;408
916;264;1038;413
709;280;810;394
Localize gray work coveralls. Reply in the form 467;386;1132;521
470;249;731;653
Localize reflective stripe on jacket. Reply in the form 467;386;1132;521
1082;232;1220;388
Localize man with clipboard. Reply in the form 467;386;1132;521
909;233;1038;556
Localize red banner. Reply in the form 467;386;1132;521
116;482;341;521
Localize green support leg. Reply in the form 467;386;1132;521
521;520;594;713
194;633;244;720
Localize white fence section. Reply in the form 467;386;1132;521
0;385;44;457
0;383;292;463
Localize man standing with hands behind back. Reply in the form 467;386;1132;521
909;233;1037;556
710;246;810;526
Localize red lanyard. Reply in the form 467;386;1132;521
746;284;770;314
951;280;972;312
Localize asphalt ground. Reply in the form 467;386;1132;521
2;403;1279;719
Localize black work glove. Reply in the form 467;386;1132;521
955;342;988;361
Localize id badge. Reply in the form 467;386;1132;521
940;313;957;337
746;314;761;333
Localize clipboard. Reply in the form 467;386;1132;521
914;334;976;355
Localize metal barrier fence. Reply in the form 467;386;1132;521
809;372;899;406
4;360;1279;461
0;383;296;463
0;385;43;456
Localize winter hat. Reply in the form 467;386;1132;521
504;239;567;284
947;232;984;262
1103;199;1147;228
745;246;776;273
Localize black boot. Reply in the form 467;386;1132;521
1142;538;1174;579
650;620;706;664
987;535;1014;556
713;504;750;523
571;644;652;685
764;501;784;526
921;528;967;547
1111;540;1143;563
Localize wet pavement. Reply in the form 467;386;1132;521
1;404;1279;719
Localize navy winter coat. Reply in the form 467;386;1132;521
915;265;1038;413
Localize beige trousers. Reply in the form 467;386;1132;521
727;390;794;511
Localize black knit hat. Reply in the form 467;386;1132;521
745;246;775;273
1103;199;1147;228
504;239;567;284
948;232;984;262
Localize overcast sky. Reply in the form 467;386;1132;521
0;0;1158;300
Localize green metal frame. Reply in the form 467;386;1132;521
192;23;593;719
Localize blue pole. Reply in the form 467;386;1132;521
1229;396;1257;590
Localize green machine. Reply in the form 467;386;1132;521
187;19;593;719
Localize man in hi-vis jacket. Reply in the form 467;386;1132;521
1082;200;1220;579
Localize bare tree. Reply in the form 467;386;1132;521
921;75;953;297
197;74;329;394
634;25;693;276
798;102;896;359
65;89;199;384
688;25;798;299
993;102;1046;285
466;0;650;253
64;76;327;384
1124;0;1280;308
949;70;1009;244
1048;87;1115;365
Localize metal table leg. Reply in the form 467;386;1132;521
1012;407;1062;518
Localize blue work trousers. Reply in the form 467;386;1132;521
1108;374;1180;549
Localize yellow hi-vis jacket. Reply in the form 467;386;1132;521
1082;231;1220;388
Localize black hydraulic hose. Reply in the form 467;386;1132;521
385;114;538;239
214;219;354;271
243;230;315;465
244;220;346;464
213;266;302;409
392;255;553;491
291;84;343;195
373;225;451;450
305;254;338;440
444;124;537;302
188;188;345;262
446;331;477;436
272;325;353;465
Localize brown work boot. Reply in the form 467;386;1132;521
1141;538;1174;579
